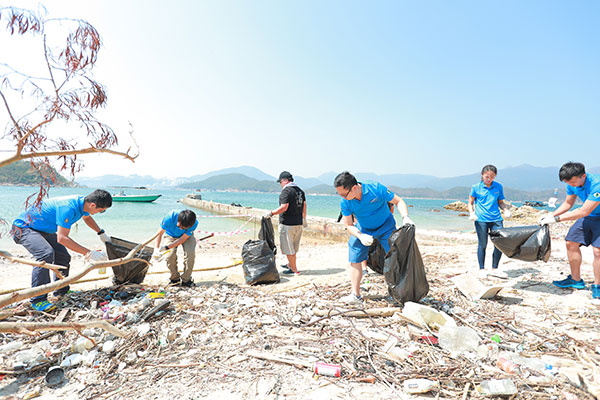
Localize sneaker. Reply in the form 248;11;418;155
282;269;299;275
31;300;56;312
592;284;600;299
553;275;585;289
169;278;181;285
280;264;291;271
340;293;363;304
180;279;195;287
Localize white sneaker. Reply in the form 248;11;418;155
340;294;363;304
477;269;488;278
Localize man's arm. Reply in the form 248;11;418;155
269;203;289;216
552;198;599;222
552;194;577;217
56;226;91;255
82;215;102;233
342;215;361;238
155;228;166;248
468;195;476;214
163;233;190;249
390;195;408;218
302;201;307;219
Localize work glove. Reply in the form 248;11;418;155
503;209;512;218
87;250;108;262
403;216;415;226
358;234;374;246
469;212;478;221
152;246;172;262
98;231;111;243
263;212;273;219
538;214;558;225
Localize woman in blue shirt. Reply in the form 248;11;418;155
468;165;511;270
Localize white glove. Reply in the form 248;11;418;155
503;209;512;218
469;212;478;221
99;232;111;243
153;247;171;262
87;250;108;262
538;214;558;225
358;234;374;246
403;216;415;226
263;212;273;219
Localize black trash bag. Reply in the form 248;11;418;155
383;224;429;303
489;225;551;262
366;239;385;274
241;217;280;285
105;237;153;285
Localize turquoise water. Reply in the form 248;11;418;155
0;185;552;251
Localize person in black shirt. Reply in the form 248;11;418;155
265;171;307;275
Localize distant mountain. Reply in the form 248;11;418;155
76;174;180;188
186;166;275;182
177;173;280;192
0;161;71;186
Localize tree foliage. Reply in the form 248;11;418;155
0;6;137;207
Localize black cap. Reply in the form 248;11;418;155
277;171;293;182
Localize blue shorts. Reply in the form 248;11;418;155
348;214;396;263
565;215;600;248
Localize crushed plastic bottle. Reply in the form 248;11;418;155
497;357;521;374
402;302;456;332
438;326;479;355
0;341;23;353
403;378;439;393
477;379;517;396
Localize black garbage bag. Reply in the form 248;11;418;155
489;225;551;262
105;237;153;285
366;239;385;274
383;224;429;303
242;217;280;285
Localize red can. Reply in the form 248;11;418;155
314;362;341;377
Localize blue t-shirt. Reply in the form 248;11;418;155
470;181;505;222
340;181;395;230
13;196;88;233
566;173;600;217
161;210;198;238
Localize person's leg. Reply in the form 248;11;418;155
163;235;180;282
279;225;298;273
348;235;368;297
13;228;54;303
286;254;297;273
592;247;600;285
40;232;71;296
490;221;503;269
566;241;583;281
474;221;488;269
180;235;196;283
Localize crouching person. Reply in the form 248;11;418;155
155;210;198;287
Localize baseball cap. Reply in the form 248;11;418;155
277;171;293;182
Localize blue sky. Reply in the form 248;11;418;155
0;1;598;179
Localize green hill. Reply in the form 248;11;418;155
0;161;71;186
178;173;280;192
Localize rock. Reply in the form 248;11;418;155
444;201;469;212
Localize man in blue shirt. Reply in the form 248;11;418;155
539;162;600;299
334;171;414;303
11;189;113;311
155;209;198;287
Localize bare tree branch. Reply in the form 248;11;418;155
0;320;128;338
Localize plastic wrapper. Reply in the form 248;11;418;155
383;225;429;303
489;225;551;262
105;237;153;285
242;217;280;285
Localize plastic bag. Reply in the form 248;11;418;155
489;225;551;262
366;239;385;274
105;237;153;285
383;224;429;303
241;217;280;285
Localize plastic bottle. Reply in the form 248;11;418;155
477;379;517;395
403;379;439;394
497;357;521;374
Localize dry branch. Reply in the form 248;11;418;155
0;320;128;338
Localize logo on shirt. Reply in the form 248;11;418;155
65;218;69;223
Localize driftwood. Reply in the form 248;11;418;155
246;350;313;368
0;320;128;338
312;307;402;318
0;233;158;309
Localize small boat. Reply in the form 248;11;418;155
112;194;162;203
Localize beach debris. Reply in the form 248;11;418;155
403;378;439;393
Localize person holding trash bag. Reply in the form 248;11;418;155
263;171;306;276
334;171;414;304
538;162;600;299
468;165;511;273
154;209;198;287
11;189;113;312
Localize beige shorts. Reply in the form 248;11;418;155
279;224;303;255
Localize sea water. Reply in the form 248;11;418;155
0;185;549;251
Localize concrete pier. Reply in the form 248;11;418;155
180;196;349;242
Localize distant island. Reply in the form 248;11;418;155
0;161;72;187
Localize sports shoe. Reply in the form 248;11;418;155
180;279;195;287
31;300;56;312
169;278;181;285
282;269;299;275
340;293;363;304
280;264;291;271
553;275;585;289
592;284;600;299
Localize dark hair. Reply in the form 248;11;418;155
177;209;197;228
559;162;586;181
334;171;357;189
85;189;112;208
481;165;497;175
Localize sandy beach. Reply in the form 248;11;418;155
0;222;599;399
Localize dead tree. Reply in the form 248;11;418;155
0;6;138;208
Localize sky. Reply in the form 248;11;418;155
0;1;598;180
